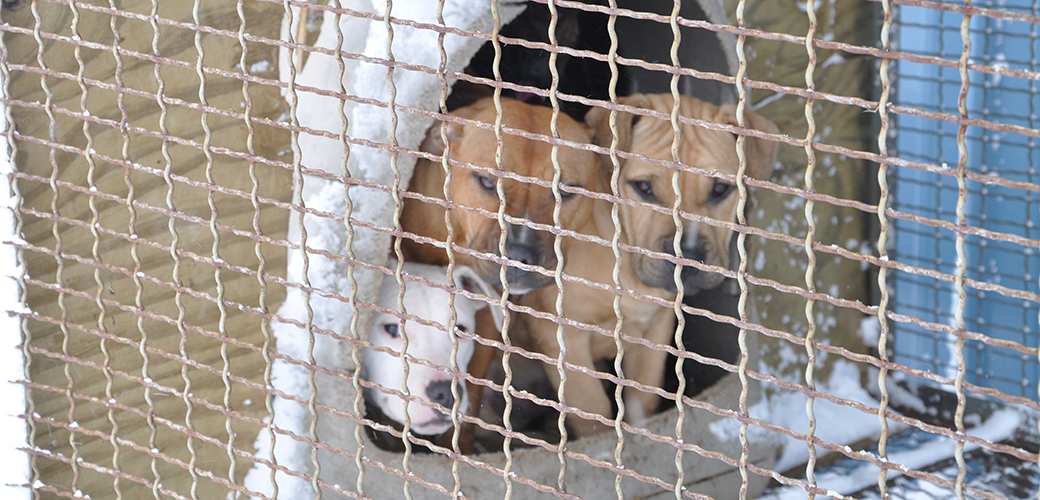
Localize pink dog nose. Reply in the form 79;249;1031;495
426;380;455;409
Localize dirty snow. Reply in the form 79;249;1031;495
760;408;1024;500
765;359;898;474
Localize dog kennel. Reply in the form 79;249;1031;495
1;0;1037;499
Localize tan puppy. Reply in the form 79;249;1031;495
518;94;778;437
401;96;601;294
400;96;601;450
586;94;780;294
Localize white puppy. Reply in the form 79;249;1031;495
362;261;500;436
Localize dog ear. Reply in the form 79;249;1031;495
453;266;504;332
718;104;780;181
421;120;464;155
583;94;648;167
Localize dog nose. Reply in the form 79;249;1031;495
504;243;539;266
681;245;707;263
506;222;540;259
426;380;455;408
662;240;707;263
680;244;706;275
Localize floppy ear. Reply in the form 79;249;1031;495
420;120;464;155
453;265;504;332
718;103;780;181
583;94;649;169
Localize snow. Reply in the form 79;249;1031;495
242;1;524;496
821;53;845;68
249;60;271;74
760;408;1024;500
858;315;881;347
765;359;898;474
0;101;29;497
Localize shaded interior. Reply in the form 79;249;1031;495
370;0;741;452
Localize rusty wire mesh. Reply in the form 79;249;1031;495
1;0;1038;499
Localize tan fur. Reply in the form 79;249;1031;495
401;97;601;293
399;96;601;450
518;94;778;437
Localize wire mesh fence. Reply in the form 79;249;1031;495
1;0;1037;499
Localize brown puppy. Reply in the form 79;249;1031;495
401;96;600;294
586;94;780;295
400;96;601;450
518;94;778;437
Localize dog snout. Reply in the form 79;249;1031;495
506;222;539;254
661;238;707;263
504;221;543;267
497;221;556;292
426;380;455;409
680;243;707;265
504;241;539;267
680;238;709;277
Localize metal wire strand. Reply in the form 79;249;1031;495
603;1;628;499
801;0;820;496
667;2;688;499
953;3;974;499
381;2;415;499
734;0;753;498
431;4;466;499
546;1;576;495
876;0;894;497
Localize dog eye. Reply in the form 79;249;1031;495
710;181;734;201
456;324;469;333
476;174;496;191
383;323;400;338
558;184;578;200
628;179;656;201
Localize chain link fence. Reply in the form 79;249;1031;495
1;0;1037;498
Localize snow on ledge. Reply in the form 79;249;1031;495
244;1;524;496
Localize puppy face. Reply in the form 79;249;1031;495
362;264;491;436
586;94;779;294
424;97;601;293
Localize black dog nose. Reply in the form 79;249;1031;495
662;240;707;263
681;245;706;263
426;380;455;408
504;244;539;266
680;245;706;276
505;222;542;265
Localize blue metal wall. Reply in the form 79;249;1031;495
892;1;1040;399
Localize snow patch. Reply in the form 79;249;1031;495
858;316;881;347
761;408;1024;500
243;1;525;496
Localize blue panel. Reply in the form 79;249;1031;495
892;2;1040;400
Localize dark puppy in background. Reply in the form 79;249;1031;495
448;1;613;121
